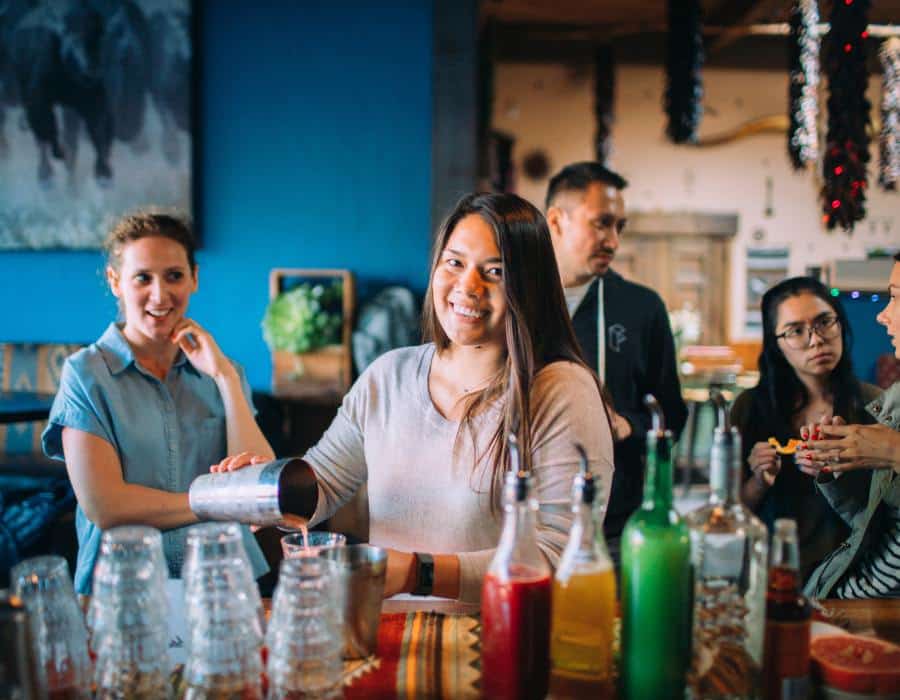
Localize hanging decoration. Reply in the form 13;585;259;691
787;0;820;170
665;0;704;144
821;0;871;232
594;45;616;164
879;38;900;190
477;20;497;188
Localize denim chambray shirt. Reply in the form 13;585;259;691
42;323;268;593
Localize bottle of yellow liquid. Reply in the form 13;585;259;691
549;444;617;699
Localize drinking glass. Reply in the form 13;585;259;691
266;557;346;699
11;555;92;699
88;526;171;699
181;522;264;699
281;531;347;559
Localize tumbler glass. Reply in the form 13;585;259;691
11;555;92;699
88;526;171;699
266;557;346;699
181;523;264;699
281;531;347;559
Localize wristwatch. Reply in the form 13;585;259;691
412;552;434;596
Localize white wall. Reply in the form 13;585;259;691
493;62;900;340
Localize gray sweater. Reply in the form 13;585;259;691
304;344;614;611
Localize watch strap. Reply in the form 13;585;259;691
412;552;434;596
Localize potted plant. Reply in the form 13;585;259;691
262;274;352;400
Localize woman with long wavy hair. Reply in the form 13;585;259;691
732;276;878;580
215;192;614;612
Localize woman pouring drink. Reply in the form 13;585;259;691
213;192;615;612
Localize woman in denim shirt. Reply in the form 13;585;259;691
42;212;273;593
800;252;900;598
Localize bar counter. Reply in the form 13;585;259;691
255;598;900;699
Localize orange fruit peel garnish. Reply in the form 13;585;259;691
768;437;802;455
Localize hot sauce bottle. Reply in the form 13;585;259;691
763;518;811;700
481;434;552;700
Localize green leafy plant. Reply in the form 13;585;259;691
262;281;343;353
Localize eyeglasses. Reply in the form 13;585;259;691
775;314;841;349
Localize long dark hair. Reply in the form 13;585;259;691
422;192;608;508
754;276;864;436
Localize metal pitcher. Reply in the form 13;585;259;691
188;457;319;529
0;592;40;700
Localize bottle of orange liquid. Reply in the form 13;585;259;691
549;444;617;699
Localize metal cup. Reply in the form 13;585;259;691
0;592;40;700
188;457;317;529
318;544;387;659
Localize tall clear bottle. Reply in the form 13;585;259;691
481;435;552;700
685;390;768;699
763;519;811;700
549;444;616;699
621;395;693;700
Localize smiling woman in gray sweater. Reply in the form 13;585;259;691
214;192;614;612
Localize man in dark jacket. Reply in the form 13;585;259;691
546;161;687;567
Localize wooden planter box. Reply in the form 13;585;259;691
269;269;355;403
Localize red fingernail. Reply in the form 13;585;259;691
823;466;832;474
805;452;813;459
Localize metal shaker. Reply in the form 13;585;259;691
0;592;40;700
188;457;319;529
318;544;387;659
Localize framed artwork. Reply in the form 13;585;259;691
745;247;789;333
0;0;194;250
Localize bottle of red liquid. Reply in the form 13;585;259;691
763;518;811;700
481;434;552;700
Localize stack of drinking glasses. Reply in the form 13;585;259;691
88;526;171;699
181;522;265;700
10;555;92;699
267;557;346;699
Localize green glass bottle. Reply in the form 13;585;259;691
620;394;693;700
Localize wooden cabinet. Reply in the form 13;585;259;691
613;213;738;345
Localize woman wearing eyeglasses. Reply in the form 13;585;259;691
730;277;879;580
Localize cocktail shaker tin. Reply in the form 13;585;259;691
188;457;318;529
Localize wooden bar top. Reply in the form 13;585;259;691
817;598;900;645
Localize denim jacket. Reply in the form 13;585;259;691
804;382;900;599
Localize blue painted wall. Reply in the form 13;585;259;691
841;292;894;384
0;1;433;391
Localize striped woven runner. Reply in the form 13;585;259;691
344;612;480;699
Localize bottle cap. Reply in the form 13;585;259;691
774;518;798;537
572;443;597;505
504;434;531;503
644;394;672;440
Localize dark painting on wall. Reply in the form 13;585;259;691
0;0;193;250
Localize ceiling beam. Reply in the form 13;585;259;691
707;0;791;54
493;20;900;45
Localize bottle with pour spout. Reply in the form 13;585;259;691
685;389;768;699
481;434;552;700
620;394;693;700
549;443;617;698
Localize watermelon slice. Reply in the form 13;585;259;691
811;634;900;694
